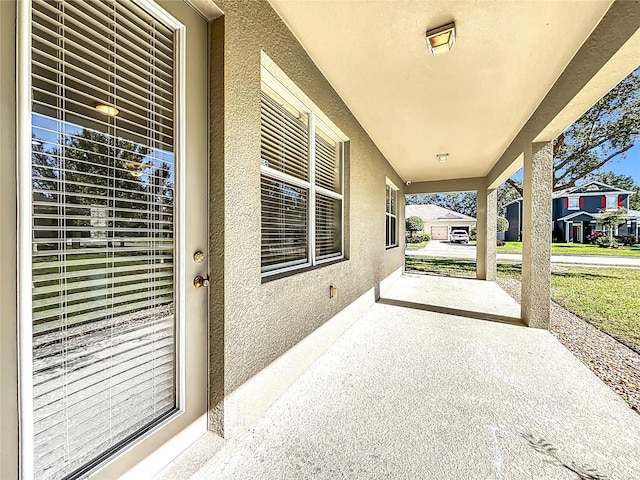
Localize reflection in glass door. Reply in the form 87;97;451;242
25;0;182;477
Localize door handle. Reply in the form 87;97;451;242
193;275;210;288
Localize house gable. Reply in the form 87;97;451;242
553;181;633;217
563;181;632;195
556;211;597;223
405;204;476;222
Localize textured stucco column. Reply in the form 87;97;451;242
521;142;553;328
476;187;497;281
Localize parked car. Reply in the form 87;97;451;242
450;230;469;243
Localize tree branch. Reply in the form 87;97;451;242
554;133;612;172
554;143;636;191
505;178;523;197
553;132;565;158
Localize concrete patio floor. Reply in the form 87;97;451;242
165;274;640;479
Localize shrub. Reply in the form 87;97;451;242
615;235;638;246
586;230;606;245
469;226;477;241
405;234;430;244
596;236;616;248
497;216;509;233
496;239;505;247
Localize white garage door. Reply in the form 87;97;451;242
431;225;449;240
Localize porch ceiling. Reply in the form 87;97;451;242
267;0;617;183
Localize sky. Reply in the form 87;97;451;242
511;142;639;182
606;143;640;179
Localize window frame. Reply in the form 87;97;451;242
385;178;399;249
567;195;579;210
260;68;345;277
605;194;618;211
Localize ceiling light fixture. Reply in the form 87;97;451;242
426;22;456;56
95;104;119;116
436;153;449;163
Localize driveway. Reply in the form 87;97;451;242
410;239;476;259
407;240;640;267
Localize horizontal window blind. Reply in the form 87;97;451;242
260;91;309;181
386;215;397;247
260;177;309;271
386;183;397;247
315;128;341;193
260;77;344;275
387;185;396;215
315;124;343;260
260;85;310;272
29;1;178;478
315;194;342;259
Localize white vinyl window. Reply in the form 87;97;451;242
260;70;344;275
568;196;579;210
606;194;618;210
385;180;398;248
21;1;184;478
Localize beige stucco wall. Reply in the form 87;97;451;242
208;0;405;435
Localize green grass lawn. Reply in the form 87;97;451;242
495;241;523;253
405;257;521;277
496;241;640;257
406;241;428;249
551;267;640;352
405;257;640;352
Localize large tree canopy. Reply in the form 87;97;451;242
406;192;477;217
33;128;175;228
406;184;522;219
506;66;639;196
497;181;522;216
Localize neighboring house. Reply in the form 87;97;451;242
505;181;639;243
405;204;476;240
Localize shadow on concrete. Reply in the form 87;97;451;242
380;273;523;326
377;297;525;327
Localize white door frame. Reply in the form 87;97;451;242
16;1;210;477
